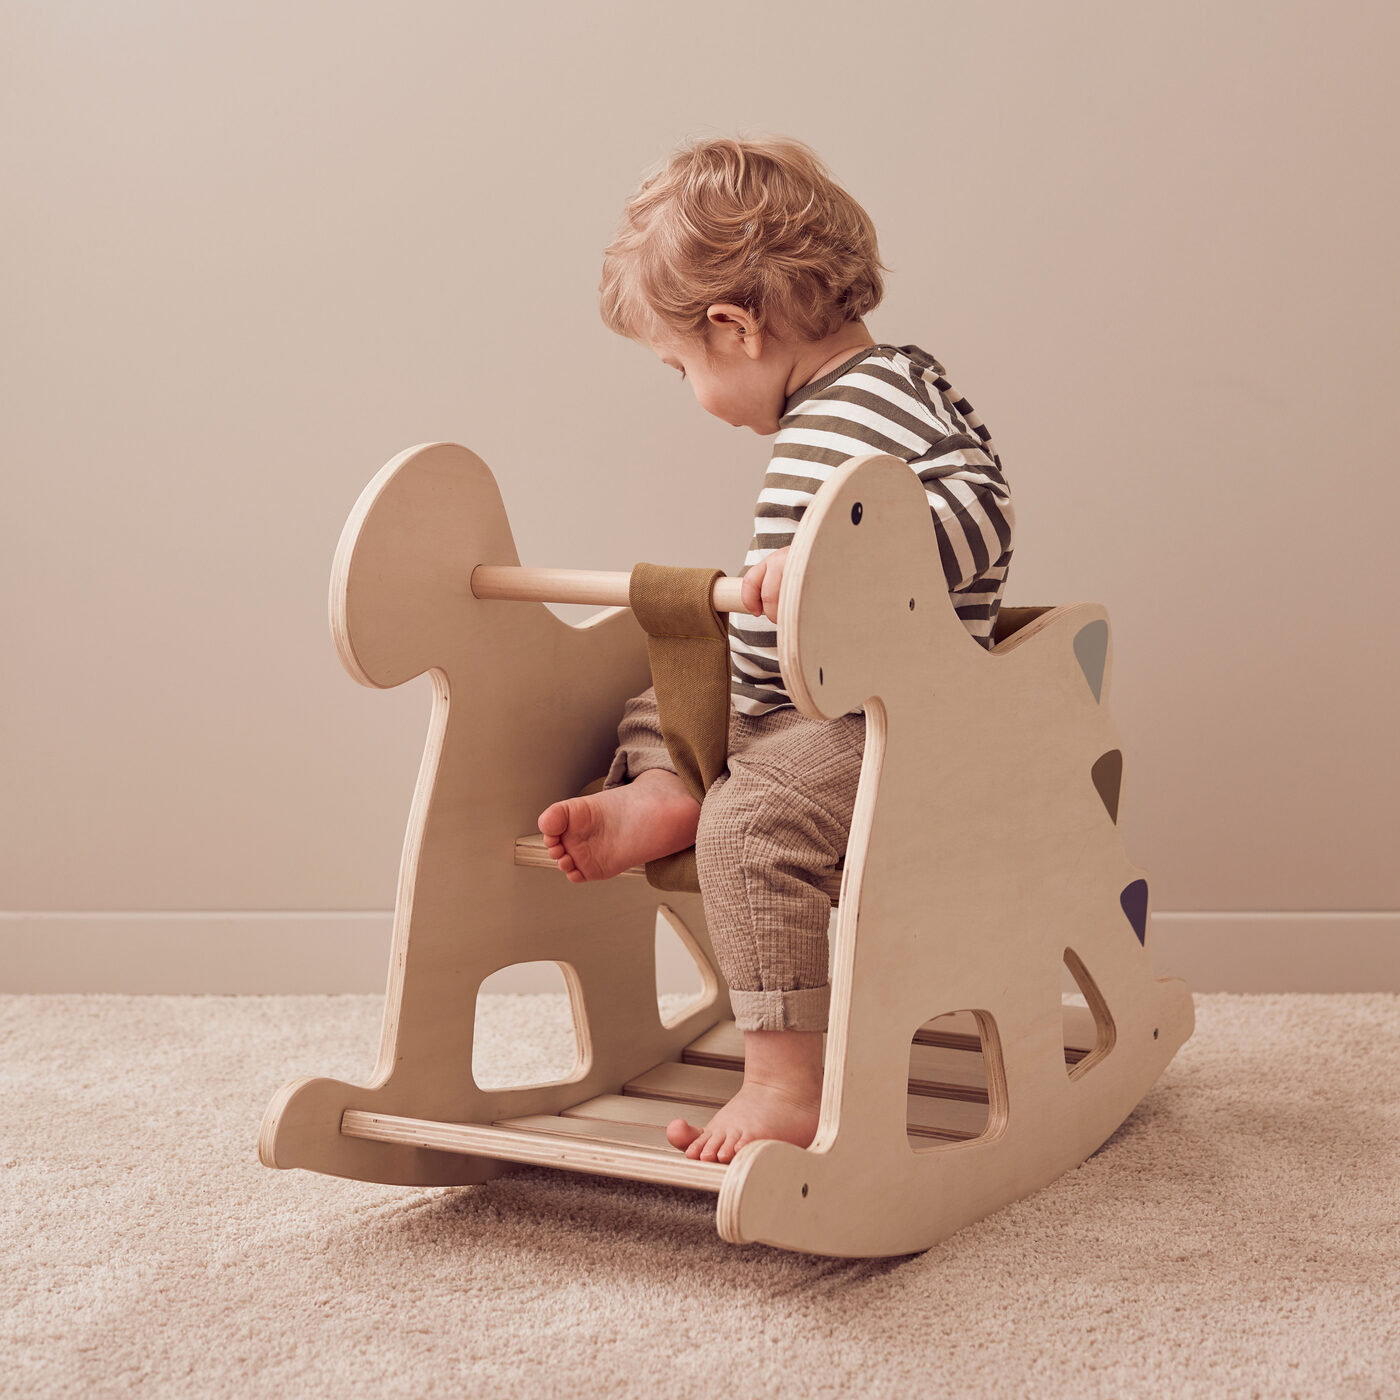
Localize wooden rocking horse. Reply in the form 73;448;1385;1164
258;441;1194;1258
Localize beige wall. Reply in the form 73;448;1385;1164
3;1;1396;993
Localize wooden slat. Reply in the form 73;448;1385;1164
568;1089;982;1144
684;1021;989;1102
569;1089;983;1148
563;1093;717;1130
623;1061;988;1142
496;1113;684;1154
906;1097;988;1141
678;1020;769;1068
513;831;647;876
625;1060;739;1106
339;1109;724;1192
912;1010;983;1052
908;1050;985;1102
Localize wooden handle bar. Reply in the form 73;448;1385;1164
471;564;749;614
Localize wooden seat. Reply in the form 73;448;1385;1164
512;832;844;888
258;442;1194;1259
512;831;646;877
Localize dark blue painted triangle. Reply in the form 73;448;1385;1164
1120;879;1149;945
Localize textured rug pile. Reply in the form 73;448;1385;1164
2;993;1396;1398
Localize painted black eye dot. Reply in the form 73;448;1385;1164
850;502;863;524
818;667;824;685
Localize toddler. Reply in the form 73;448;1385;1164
537;134;1015;1164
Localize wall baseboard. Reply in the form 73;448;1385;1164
1;910;1395;996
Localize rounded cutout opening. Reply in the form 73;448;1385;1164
1062;948;1116;1079
655;905;717;1028
906;1009;1007;1153
472;959;589;1091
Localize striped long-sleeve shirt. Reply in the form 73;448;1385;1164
729;342;1015;716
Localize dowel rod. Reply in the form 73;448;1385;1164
471;564;748;614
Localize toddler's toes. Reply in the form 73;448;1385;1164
685;1128;713;1160
666;1117;703;1152
537;801;569;839
700;1132;731;1164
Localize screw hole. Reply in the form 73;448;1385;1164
818;667;823;685
909;598;915;610
801;1183;809;1197
850;502;863;525
1152;1028;1159;1040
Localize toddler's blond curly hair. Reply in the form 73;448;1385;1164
600;133;889;350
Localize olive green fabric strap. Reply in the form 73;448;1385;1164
573;564;730;894
629;562;731;805
629;562;731;892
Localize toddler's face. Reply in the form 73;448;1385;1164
650;313;790;436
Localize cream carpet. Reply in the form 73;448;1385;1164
2;992;1397;1399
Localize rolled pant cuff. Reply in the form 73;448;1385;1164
602;745;674;790
728;983;830;1032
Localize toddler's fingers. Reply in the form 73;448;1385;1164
762;556;784;622
742;563;765;615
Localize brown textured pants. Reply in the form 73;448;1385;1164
603;684;866;1033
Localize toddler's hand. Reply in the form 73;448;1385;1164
741;546;791;624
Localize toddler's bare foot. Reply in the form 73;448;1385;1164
666;1080;821;1163
537;769;700;883
666;1028;825;1163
